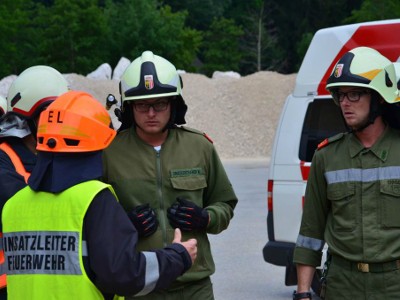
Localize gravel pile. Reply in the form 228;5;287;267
2;71;296;159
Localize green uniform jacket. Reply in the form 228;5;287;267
294;127;400;267
102;126;238;289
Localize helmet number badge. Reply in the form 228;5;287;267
334;64;344;78
144;75;154;90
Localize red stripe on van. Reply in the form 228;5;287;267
300;161;311;180
267;180;273;211
317;23;400;96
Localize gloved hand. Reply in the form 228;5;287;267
167;197;209;231
128;204;158;237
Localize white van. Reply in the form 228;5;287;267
262;19;400;293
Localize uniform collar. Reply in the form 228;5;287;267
3;137;37;171
349;126;393;162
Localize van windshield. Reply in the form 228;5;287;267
299;98;347;162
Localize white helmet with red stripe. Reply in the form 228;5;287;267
7;65;69;119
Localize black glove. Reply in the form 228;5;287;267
127;204;158;237
167;197;209;231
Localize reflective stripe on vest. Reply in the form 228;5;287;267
2;180;111;299
0;142;30;183
2;232;89;275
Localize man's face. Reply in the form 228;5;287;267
337;86;372;130
132;97;171;135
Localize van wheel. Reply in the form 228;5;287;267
311;269;322;296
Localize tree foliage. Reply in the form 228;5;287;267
0;0;39;76
0;0;397;79
163;0;231;30
100;0;201;71
345;0;400;23
34;0;109;74
201;17;243;76
226;0;280;74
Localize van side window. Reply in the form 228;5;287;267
299;98;347;162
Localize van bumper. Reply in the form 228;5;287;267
263;241;297;285
262;241;295;266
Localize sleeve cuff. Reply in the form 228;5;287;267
167;243;192;273
293;246;323;267
206;209;217;228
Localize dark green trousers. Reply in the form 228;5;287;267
129;277;214;300
325;256;400;299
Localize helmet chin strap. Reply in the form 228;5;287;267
349;118;374;133
27;119;38;140
350;93;381;133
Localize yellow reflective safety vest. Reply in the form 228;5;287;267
2;180;112;299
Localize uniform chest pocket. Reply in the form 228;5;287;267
327;183;356;232
170;176;207;206
380;181;400;228
170;175;207;191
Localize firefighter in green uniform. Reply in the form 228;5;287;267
102;51;238;300
293;46;400;300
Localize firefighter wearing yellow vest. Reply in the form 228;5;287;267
2;90;197;299
0;65;69;300
293;47;400;299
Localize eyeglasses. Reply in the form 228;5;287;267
133;100;170;112
332;90;370;105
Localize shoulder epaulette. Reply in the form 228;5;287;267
180;126;213;143
317;133;345;150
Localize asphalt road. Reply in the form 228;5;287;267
209;158;295;300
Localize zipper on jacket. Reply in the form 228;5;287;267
155;149;168;247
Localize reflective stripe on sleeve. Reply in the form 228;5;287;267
135;251;160;296
296;234;325;251
325;166;400;184
81;240;88;257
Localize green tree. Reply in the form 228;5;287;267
152;6;202;71
201;17;244;76
226;0;281;75
345;0;400;23
263;0;363;73
0;0;39;78
162;0;231;30
0;0;386;79
104;0;201;72
34;0;109;74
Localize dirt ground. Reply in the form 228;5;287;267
1;71;296;159
65;71;296;159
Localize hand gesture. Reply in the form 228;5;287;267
172;228;197;264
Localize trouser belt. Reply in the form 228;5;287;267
332;255;400;273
